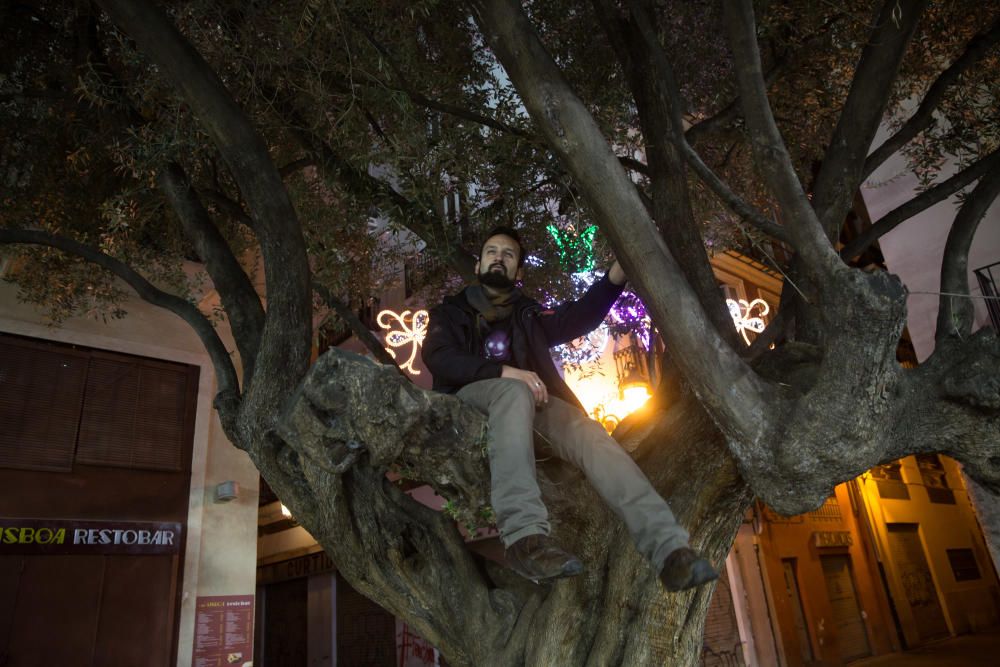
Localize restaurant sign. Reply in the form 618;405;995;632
813;530;853;548
0;518;182;555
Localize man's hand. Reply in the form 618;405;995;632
502;366;548;405
608;259;626;286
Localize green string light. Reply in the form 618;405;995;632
547;223;598;273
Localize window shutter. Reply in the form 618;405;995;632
0;338;88;471
76;356;190;471
134;364;191;470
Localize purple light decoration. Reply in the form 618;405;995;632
542;275;655;365
608;291;653;349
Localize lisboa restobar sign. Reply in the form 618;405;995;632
0;518;182;555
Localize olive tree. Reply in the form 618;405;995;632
2;0;998;664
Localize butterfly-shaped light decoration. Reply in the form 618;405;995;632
547;223;598;273
377;309;430;375
726;298;770;346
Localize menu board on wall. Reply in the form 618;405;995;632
192;595;254;667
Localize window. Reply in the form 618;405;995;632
806;495;842;522
947;548;982;582
0;341;88;471
0;335;197;473
76;355;193;471
915;454;956;504
871;461;910;500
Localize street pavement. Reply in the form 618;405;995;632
850;632;1000;666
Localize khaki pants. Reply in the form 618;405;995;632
457;378;689;570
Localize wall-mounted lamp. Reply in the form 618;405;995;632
214;480;240;503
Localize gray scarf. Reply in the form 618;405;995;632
465;284;521;323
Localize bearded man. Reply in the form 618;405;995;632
422;226;716;591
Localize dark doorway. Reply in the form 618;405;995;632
0;554;177;666
257;577;309;666
820;555;871;662
781;558;814;664
886;523;950;643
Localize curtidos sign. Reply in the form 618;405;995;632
0;518;182;555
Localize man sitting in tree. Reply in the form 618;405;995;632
422;226;717;591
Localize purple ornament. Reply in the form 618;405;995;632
484;329;511;361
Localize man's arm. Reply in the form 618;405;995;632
536;264;626;346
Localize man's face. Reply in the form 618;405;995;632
476;234;522;289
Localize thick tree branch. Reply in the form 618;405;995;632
271;348;750;665
935;162;1000;343
594;0;744;349
624;0;792;246
470;0;777;445
745;308;790;361
0;227;240;402
842;147;1000;261
273;350;518;664
810;0;929;237
199;188;256;229
684;11;847;146
158;162;265;381
312;283;401;369
863;17;1000;181
722;0;840;276
684;67;779;147
279;157;315;178
97;0;313;435
617;155;649;176
901;329;1000;495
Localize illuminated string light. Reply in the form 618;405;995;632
547;223;598;273
553;322;611;365
557;290;772;431
726;298;770;346
377;309;429;375
608;292;652;349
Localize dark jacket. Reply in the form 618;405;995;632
421;273;625;409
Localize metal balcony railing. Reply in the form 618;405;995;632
973;261;1000;333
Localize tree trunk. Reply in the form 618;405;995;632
250;349;749;666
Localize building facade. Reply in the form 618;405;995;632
0;273;260;667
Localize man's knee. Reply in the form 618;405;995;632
488;377;535;412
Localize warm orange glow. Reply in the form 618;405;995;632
619;385;652;413
564;368;651;433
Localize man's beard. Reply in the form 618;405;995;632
479;264;516;290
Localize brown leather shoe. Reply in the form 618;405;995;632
505;534;583;583
659;547;718;592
